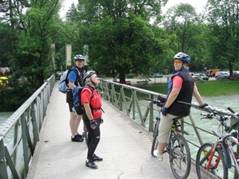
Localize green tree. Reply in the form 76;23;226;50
13;0;60;88
163;3;197;52
207;0;239;76
0;0;61;111
67;0;167;82
162;3;211;71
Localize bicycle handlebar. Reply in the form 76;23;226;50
227;107;235;114
145;96;239;121
227;107;239;121
201;112;214;119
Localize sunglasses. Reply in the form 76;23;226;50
174;60;182;64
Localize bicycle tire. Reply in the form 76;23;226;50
169;134;191;179
196;143;228;179
151;119;160;157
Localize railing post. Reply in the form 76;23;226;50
119;87;126;111
0;139;8;179
188;115;203;145
37;96;42;129
13;121;19;165
31;102;39;147
132;91;136;120
106;83;110;101
4;146;20;179
149;94;154;132
134;93;144;126
20;114;29;178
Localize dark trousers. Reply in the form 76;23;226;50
83;114;101;161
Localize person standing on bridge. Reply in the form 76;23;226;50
155;52;206;160
81;70;103;169
66;54;87;142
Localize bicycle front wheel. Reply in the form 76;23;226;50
196;143;228;179
151;119;160;157
169;134;191;179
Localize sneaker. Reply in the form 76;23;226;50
93;154;103;162
85;160;98;169
153;150;163;161
71;134;84;142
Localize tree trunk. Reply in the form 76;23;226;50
119;71;126;84
9;0;14;29
229;61;233;77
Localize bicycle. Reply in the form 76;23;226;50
150;99;191;179
195;107;239;179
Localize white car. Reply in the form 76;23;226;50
191;73;209;81
215;71;229;80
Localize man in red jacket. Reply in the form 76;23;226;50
81;70;103;169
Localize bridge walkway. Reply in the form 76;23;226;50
27;85;197;179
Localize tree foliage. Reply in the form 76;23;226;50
207;0;239;76
0;0;61;111
67;0;168;82
1;0;239;111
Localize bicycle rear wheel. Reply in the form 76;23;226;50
196;143;228;179
169;134;191;179
151;118;160;157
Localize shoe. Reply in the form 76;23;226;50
85;160;98;169
71;134;84;142
153;150;163;161
93;154;103;162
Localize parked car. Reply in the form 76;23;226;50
215;71;229;80
229;71;239;80
152;73;163;78
191;73;209;81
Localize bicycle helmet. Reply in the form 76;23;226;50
174;52;191;64
83;70;96;82
74;54;85;61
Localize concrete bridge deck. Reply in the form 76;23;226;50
27;86;197;179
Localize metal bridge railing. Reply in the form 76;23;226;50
0;75;55;179
100;79;238;178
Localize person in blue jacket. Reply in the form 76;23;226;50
66;54;87;142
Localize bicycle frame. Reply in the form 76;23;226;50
224;135;239;174
206;142;221;170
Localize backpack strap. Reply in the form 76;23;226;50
83;85;95;102
83;85;104;113
73;66;87;87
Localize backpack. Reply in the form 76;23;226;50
72;86;93;114
72;86;83;110
58;68;78;93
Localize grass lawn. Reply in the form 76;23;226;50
143;80;239;96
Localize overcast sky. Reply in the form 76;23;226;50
59;0;208;20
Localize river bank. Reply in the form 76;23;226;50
143;80;239;96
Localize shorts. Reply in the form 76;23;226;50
75;106;84;115
157;113;177;143
66;90;84;115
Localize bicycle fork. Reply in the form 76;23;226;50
226;141;239;174
206;144;221;170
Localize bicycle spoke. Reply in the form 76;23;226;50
169;135;191;179
196;143;227;179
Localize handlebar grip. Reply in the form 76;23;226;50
227;107;235;114
199;103;208;108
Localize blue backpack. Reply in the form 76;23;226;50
72;86;83;110
72;86;94;114
58;68;78;93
